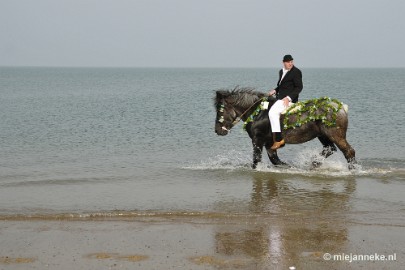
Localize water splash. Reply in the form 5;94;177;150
184;148;399;178
184;150;252;171
256;148;396;177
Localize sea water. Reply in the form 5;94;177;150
0;67;404;221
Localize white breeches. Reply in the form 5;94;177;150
268;100;292;133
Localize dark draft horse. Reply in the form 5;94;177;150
214;87;356;170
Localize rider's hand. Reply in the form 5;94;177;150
282;97;290;107
268;89;276;96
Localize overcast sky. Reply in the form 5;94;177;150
1;0;404;68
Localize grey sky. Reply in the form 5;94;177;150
1;0;404;67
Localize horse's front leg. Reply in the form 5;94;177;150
265;143;287;166
252;141;264;169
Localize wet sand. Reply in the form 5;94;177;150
0;212;403;270
1;168;404;269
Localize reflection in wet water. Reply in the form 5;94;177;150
249;172;356;215
211;173;357;269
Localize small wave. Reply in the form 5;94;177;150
0;176;116;188
0;210;250;221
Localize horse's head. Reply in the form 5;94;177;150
214;90;239;136
214;87;269;136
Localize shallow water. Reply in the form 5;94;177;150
0;67;404;218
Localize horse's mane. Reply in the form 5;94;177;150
214;86;267;108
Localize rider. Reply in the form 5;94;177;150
268;55;303;150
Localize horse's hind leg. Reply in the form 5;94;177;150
333;138;356;170
318;136;337;158
311;136;337;169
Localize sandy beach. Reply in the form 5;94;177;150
0;212;403;270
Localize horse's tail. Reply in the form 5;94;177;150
331;100;348;114
342;103;349;114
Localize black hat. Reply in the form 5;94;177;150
283;55;294;62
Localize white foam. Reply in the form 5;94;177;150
184;148;395;178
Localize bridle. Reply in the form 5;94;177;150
216;97;265;132
216;101;237;132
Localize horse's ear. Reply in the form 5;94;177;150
215;90;229;102
214;90;223;106
216;90;227;98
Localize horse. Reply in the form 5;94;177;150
214;87;356;170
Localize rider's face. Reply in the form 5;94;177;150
283;60;294;70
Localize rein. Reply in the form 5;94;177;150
232;97;267;126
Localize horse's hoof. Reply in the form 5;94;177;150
311;161;322;170
348;159;357;170
275;162;290;169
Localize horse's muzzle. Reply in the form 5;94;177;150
215;124;229;136
216;129;228;136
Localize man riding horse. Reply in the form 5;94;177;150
268;55;303;150
214;54;356;170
